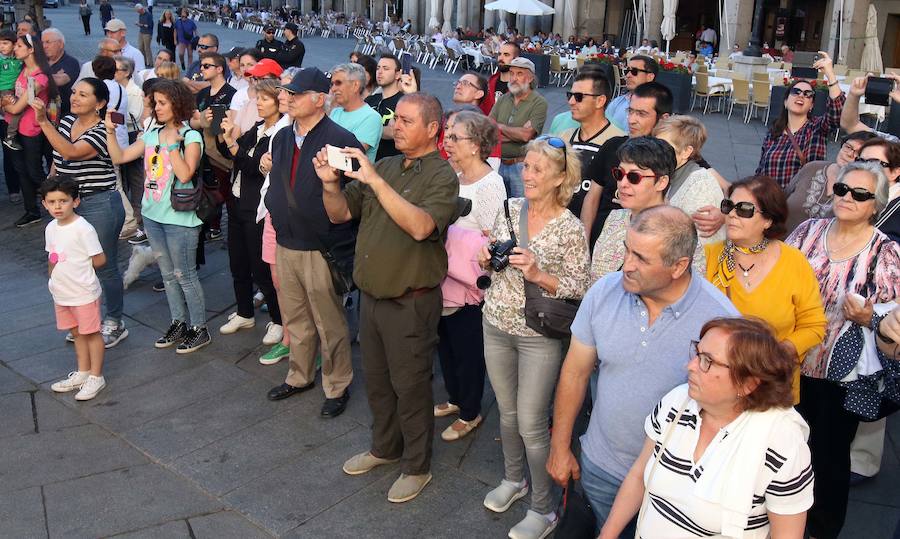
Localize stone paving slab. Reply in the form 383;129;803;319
188;511;275;538
0;423;147;494
108;519;192;539
42;464;223;538
0;486;47;539
0;363;36;395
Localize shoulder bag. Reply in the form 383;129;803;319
508;199;580;339
169;127;219;223
785;127;808;167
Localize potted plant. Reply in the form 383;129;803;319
583;53;617;96
655;61;692;113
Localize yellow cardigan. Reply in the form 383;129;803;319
705;240;827;403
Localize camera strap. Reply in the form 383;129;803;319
503;199;517;245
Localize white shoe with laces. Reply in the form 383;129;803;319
51;371;89;393
75;375;106;401
262;322;283;345
219;312;255;334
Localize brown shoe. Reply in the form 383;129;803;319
387;473;432;503
441;415;482;441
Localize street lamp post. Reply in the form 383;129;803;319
743;0;764;57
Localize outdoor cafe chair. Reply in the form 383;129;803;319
693;72;728;114
728;78;752;120
747;80;772;124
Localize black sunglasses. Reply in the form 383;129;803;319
200;63;218;69
833;182;876;202
566;91;603;103
789;87;815;98
611;167;657;184
537;135;567;172
196;44;213;51
624;67;652;76
855;156;891;168
720;199;759;218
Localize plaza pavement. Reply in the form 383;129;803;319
0;3;897;537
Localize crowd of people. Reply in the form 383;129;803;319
6;11;900;539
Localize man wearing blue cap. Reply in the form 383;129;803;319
263;68;361;419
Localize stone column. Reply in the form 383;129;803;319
404;0;419;33
301;0;312;14
646;0;663;44
552;0;565;36
442;0;453;33
372;0;384;22
484;8;495;31
456;0;467;31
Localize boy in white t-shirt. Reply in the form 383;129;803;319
42;176;109;401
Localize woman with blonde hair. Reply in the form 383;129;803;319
155;60;181;80
156;9;176;54
652;115;724;244
479;136;591;539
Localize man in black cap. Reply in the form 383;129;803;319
224;46;248;91
264;68;360;419
255;25;284;62
277;22;305;68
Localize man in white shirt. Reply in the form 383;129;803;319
700;25;717;47
138;49;174;82
103;19;145;74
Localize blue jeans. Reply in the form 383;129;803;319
499;162;524;198
143;217;206;326
76;189;125;323
580;453;637;536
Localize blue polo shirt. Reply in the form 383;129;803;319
605;92;630;133
573;271;738;480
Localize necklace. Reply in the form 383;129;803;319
737;263;755;277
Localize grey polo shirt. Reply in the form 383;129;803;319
573;272;738;481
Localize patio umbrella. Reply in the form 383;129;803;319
484;0;554;17
428;0;439;30
498;12;508;34
860;3;883;74
661;0;677;55
442;0;453;33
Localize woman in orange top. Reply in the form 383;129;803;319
705;175;826;401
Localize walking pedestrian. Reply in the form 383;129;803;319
79;0;93;36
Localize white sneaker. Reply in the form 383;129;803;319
262;322;283;345
508;510;557;539
51;371;89;393
484;479;529;513
219;312;255;335
75;375;106;401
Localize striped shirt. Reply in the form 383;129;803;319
638;385;814;538
52;115;117;196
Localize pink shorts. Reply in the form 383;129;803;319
55;298;102;334
262;213;277;265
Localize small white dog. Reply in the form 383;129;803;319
123;244;156;289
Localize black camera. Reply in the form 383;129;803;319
476;239;517;290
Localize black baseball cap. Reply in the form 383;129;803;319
284;22;298;33
278;67;331;94
224;46;244;59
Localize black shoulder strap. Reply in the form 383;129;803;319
503;198;516;244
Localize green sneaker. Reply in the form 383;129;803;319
260;343;290;365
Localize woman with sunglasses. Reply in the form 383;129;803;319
590;136;706;281
434;111;505;442
784;161;900;539
600;317;813;539
479;136;590;539
785;131;878;233
106;79;210;354
756;51;844;190
857;137;900;242
705;175;826;403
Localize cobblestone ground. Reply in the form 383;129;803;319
0;3;896;538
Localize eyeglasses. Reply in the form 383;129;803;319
454;78;478;90
855;156;891;168
624;67;652;76
115;67;129;72
720;198;759;218
611;167;657;184
566;91;603;103
196;44;214;51
536;135;567;172
789;87;815;98
839;142;860;158
200;63;218;70
833;182;876;202
445;133;472;143
690;340;731;372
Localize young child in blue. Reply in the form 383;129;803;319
42;176;109;401
0;30;23;150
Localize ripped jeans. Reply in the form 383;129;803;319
143;217;207;327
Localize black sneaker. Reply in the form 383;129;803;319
176;325;211;354
14;213;41;228
206;228;223;241
3;137;22;151
152;281;165;292
128;229;149;245
155;320;187;348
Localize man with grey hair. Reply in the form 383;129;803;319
329;62;382;161
489;56;547;198
42;28;81;117
545;204;738;533
134;3;153;68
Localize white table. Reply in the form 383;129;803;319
461;46;483;68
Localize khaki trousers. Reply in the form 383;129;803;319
275;246;353;398
850;418;886;477
139;33;153;66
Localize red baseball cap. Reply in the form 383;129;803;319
245;58;283;78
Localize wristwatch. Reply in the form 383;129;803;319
877;319;896;345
